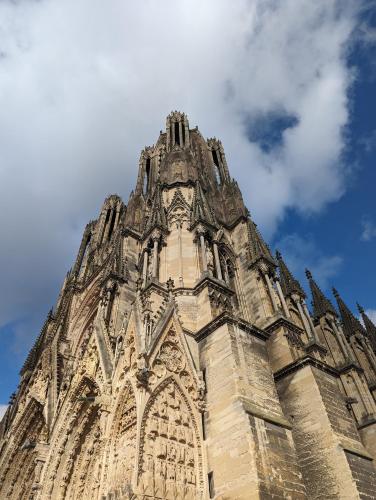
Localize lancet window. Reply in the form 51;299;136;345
144;157;151;195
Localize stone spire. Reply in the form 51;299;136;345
357;303;376;348
275;250;305;298
333;288;366;338
144;183;167;235
248;218;275;266
190;180;216;228
305;269;336;319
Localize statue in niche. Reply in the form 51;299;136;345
205;242;214;276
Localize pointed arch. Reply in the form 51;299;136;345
0;398;46;499
41;376;102;500
102;380;137;497
137;376;204;499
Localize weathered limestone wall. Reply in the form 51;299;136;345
199;323;260;498
276;365;376;498
199;322;306;499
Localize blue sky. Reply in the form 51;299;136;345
0;1;375;415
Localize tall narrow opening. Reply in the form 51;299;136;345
144;158;151;194
201;412;206;440
174;121;180;145
100;209;111;244
79;232;91;275
212;149;219;167
208;472;215;498
107;209;117;240
182;123;186;145
212;150;222;184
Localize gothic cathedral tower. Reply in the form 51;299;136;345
1;112;376;499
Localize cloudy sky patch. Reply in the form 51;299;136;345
0;0;375;402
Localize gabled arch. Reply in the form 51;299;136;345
102;381;137;497
0;398;45;499
41;376;102;499
137;376;204;499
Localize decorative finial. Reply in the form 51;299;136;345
332;287;339;299
305;269;312;280
356;302;364;314
275;250;282;260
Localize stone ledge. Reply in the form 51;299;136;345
340;441;374;461
357;415;376;430
239;396;292;430
273;355;339;382
194;312;268;342
264;316;305;336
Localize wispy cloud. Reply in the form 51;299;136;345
275;233;343;290
365;309;376;323
0;405;8;420
0;0;372;352
361;216;376;241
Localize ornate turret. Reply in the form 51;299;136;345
305;269;336;319
247;217;275;268
275;251;305;298
333;288;366;338
190;180;216;229
357;303;376;349
144;183;167;236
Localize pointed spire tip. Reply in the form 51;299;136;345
357;302;364;314
305;268;312;280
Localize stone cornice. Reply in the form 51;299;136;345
337;361;364;375
265;316;305;336
239;396;292;430
122;226;142;240
194;312;268;343
274;355;339;382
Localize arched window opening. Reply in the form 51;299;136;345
212;149;219;167
174;121;180;145
212;150;222;184
79;233;91;276
144;158;151;194
100;209;111;245
182;123;186;145
107;209;117;240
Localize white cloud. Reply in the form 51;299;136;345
0;1;369;336
0;405;8;420
275;233;343;290
365;309;376;323
361;216;376;241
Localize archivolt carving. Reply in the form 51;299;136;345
0;400;45;499
148;327;201;408
103;382;137;497
41;377;101;499
138;379;203;499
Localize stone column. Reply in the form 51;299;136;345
353;371;376;415
179;121;183;146
264;272;278;312
358;336;376;375
213;242;223;281
178;221;184;287
330;319;353;362
151;231;161;279
197;226;207;273
274;277;290;318
302;302;319;343
142;249;148;288
296;299;314;341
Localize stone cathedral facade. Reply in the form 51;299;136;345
1;111;376;500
